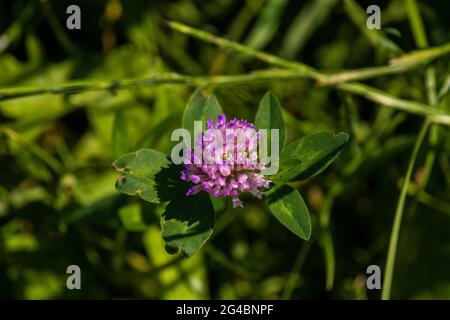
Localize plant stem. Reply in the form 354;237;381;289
337;82;450;126
417;68;438;191
411;190;450;216
343;0;401;54
0;19;448;102
2;71;450;126
382;0;433;300
1;20;450;127
381;119;430;300
165;20;320;78
282;240;313;299
405;0;428;49
319;183;343;291
166;20;450;84
0;70;306;101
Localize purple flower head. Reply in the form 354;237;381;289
181;114;271;208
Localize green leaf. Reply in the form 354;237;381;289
113;148;189;203
275;132;348;183
182;88;223;142
161;192;215;256
112;110;128;159
267;185;311;240
255;91;286;149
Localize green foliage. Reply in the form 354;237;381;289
1;0;450;300
275;132;349;183
113;89;348;256
267;186;311;240
113;149;187;203
113;91;344;255
255;91;286;149
162;192;215;256
182;88;224;140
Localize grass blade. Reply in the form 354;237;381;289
382;120;430;300
280;0;338;58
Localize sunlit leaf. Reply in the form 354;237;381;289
255;91;286;149
275;132;348;183
267;185;311;240
182;88;223;142
113;148;189;203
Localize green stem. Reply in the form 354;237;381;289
165;20;320;78
343;0;401;54
381;120;430;300
437;75;450;100
320;64;416;86
382;0;438;300
417;68;438;191
167;20;450;84
412;190;450;215
337;82;450;126
413;0;450;195
282;240;313;299
0;19;448;102
1;71;450;126
319;183;343;291
0;70;306;101
405;0;428;49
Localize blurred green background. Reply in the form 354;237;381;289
0;0;449;299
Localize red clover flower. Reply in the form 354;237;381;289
181;115;271;208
